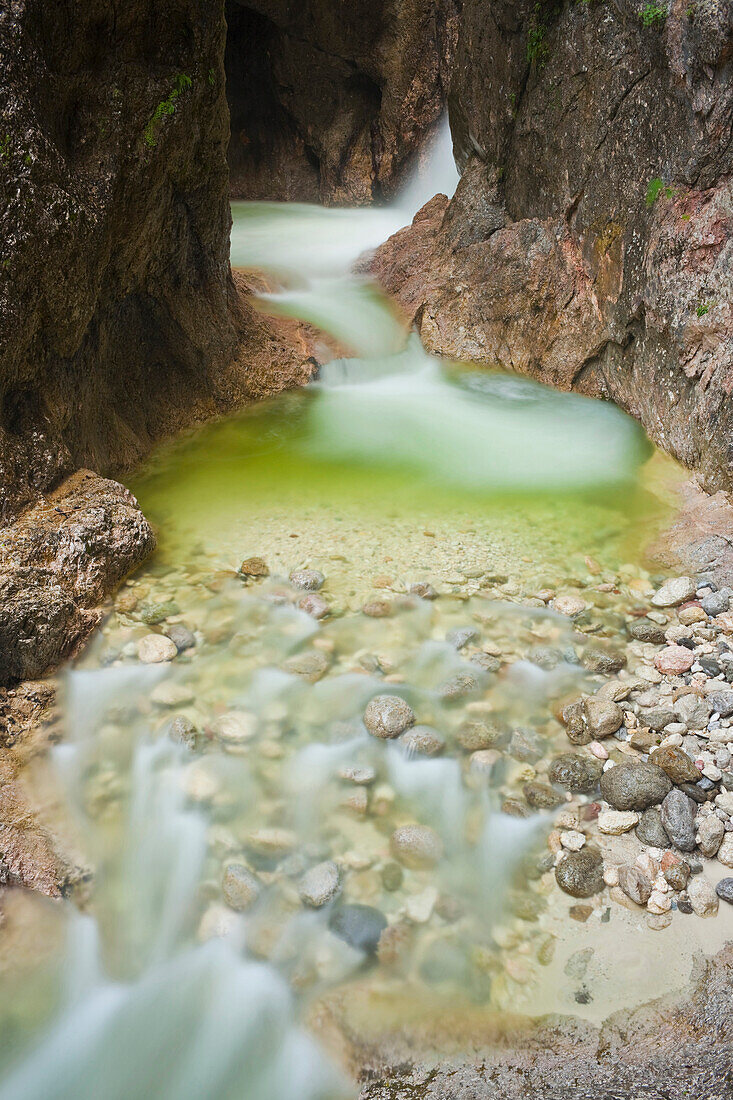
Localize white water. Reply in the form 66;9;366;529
231;115;648;495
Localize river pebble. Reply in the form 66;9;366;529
555;847;604;898
650;745;701;784
328;904;387;954
598;810;639;835
548;753;603;793
708;691;733;718
165;623;196;652
715;878;733;904
687;877;719;917
696;814;725;857
717;833;733;868
390;824;443;869
654;645;695;675
400;725;445;757
298;593;329;619
299;861;341;907
651;576;696;607
600;761;672;811
222;864;261;911
290;569;325;591
636;808;670;848
618;864;652;905
364;695;415;739
239;557;269;577
137;634;178;663
659;789;697;851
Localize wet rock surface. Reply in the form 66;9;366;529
0;682;84;896
0;1;321;526
347;945;733;1100
225;0;459;204
0;471;155;684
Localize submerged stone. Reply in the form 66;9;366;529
329;904;387;954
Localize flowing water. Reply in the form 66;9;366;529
0;123;723;1097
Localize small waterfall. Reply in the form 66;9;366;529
230;118;648;494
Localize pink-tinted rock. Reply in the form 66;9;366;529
654;645;695;675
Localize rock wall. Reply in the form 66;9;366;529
371;0;733;491
0;0;243;525
225;0;460;204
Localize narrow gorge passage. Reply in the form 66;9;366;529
1;119;730;1100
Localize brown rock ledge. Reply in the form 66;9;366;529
0;470;155;686
312;943;733;1098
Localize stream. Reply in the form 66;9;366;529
0;124;728;1099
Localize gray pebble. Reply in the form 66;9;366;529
600;761;672;811
660;789;697;851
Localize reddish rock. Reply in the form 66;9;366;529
654;646;695;676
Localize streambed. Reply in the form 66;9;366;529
0;169;731;1098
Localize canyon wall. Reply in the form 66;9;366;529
225;0;460;203
372;0;733;490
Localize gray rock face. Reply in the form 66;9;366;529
353;947;733;1098
660;790;697;852
0;471;155;684
555;847;604;899
0;0;243;522
600;761;672;812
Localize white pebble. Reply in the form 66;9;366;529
598;810;639;835
560;830;586;851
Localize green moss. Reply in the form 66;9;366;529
0;134;11;161
527;24;548;64
696;301;711;317
640;3;668;26
144;73;193;148
526;3;552;65
645;177;675;206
